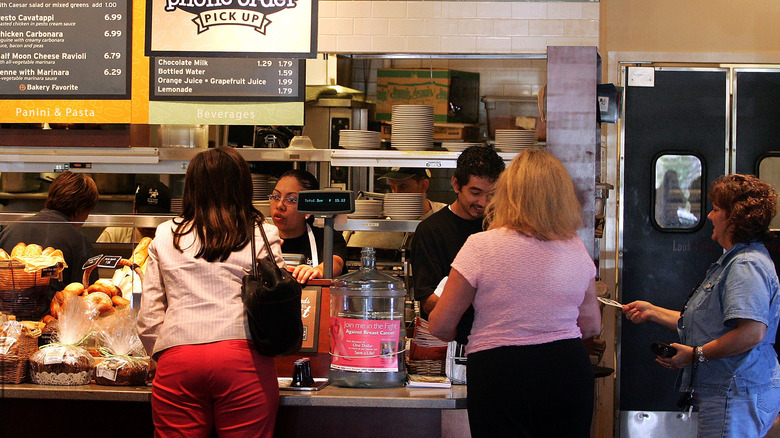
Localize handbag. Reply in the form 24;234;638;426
241;221;303;357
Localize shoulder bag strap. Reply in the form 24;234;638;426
257;220;276;265
250;220;259;279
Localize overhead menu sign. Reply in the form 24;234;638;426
145;0;317;58
0;0;131;99
151;56;303;101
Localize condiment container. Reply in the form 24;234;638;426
328;247;407;388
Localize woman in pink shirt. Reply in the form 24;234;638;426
430;148;601;438
138;147;285;438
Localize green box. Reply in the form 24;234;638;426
376;69;480;123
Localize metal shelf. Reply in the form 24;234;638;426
329;149;517;168
0;147;334;174
335;218;420;233
0;213;176;228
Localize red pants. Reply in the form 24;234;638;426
151;340;279;438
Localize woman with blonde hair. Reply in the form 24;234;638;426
430;148;601;437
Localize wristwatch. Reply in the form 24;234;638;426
695;346;708;363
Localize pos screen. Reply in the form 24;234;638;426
296;190;355;215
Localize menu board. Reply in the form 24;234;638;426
0;0;131;99
151;56;303;102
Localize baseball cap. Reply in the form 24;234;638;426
135;181;172;213
378;167;431;180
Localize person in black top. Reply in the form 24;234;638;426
0;171;100;319
270;169;347;283
411;146;505;340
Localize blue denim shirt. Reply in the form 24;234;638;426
677;241;780;395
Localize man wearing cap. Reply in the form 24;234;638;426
410;146;505;342
97;181;172;243
378;167;447;219
344;167;447;252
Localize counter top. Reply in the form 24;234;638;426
0;381;467;409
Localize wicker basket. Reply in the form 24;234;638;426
0;325;42;383
0;260;61;289
407;358;446;376
0;260;63;319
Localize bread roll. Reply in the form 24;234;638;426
84;292;114;316
0;249;9;261
10;242;26;258
87;279;118;297
50;291;65;318
23;244;43;258
63;282;84;297
42;246;55;256
111;295;130;307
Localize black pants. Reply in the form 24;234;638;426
466;339;594;438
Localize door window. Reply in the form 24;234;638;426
757;154;780;230
653;154;704;230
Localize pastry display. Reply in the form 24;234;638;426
93;307;149;386
30;295;96;385
94;356;148;386
28;345;95;385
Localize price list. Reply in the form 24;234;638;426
0;0;130;98
151;56;303;102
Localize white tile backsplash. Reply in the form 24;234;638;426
354;18;389;36
319;0;599;136
476;2;513;20
372;1;408;19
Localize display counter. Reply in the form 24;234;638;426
0;382;469;438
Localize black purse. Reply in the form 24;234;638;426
241;222;303;357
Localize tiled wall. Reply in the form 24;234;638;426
319;1;599;201
318;1;598;136
317;1;599;54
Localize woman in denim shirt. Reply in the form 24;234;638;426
624;174;780;438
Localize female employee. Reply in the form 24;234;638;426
138;147;285;437
428;149;601;437
624;174;780;438
270;169;346;282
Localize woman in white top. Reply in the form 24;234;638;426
429;148;601;438
138;147;285;438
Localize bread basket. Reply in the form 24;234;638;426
0;322;42;383
0;260;64;319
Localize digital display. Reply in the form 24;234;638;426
297;190;355;215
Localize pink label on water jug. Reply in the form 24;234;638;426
329;316;401;372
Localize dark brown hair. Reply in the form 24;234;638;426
709;174;777;244
453;145;505;189
173;147;261;262
45;171;99;219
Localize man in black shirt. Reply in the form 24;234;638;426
411;146;505;341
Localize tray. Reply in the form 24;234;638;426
277;377;329;391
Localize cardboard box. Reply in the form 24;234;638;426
381;122;480;142
376;69;480;123
481;96;540;140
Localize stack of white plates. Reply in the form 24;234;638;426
170;197;183;214
383;193;425;220
391;105;434;150
349;199;383;218
495;129;536;153
339;130;382;150
251;174;276;201
440;142;484;152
